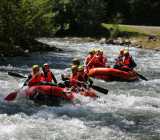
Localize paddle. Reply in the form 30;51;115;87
69;79;109;95
5;72;27;101
8;71;27;78
136;72;148;81
4;82;56;101
121;67;148;81
4;91;18;101
91;85;108;94
126;45;148;81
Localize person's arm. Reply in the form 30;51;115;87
88;77;93;86
23;74;32;86
130;56;137;68
84;74;93;86
87;55;97;67
102;55;107;66
51;72;57;83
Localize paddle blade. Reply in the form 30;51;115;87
92;85;108;94
4;91;18;101
137;73;148;81
8;72;27;78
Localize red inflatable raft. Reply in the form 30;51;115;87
26;85;75;101
24;85;97;105
88;68;138;81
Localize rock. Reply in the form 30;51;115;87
99;38;106;44
23;39;63;52
24;49;29;53
15;45;21;49
154;48;160;51
148;34;157;41
130;39;138;44
136;44;143;48
117;37;123;45
13;46;24;55
0;53;4;57
106;39;114;44
124;39;131;46
113;39;118;44
23;49;30;57
0;53;6;61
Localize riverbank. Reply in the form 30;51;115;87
101;24;160;51
1;24;160;58
0;39;63;57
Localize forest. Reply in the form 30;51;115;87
0;0;160;55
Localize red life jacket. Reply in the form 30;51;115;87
78;72;87;82
124;56;132;66
28;73;44;86
44;70;53;82
85;55;94;72
88;55;104;68
85;55;94;66
94;55;106;67
69;74;78;87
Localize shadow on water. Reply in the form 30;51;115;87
0;100;39;116
0;51;75;70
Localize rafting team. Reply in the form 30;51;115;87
24;47;136;89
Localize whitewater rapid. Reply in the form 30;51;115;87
0;38;160;140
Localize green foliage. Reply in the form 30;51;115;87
0;0;160;48
17;0;55;37
0;0;55;45
102;23;148;38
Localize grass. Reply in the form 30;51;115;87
102;23;145;35
101;23;160;50
102;23;160;37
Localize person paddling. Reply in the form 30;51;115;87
61;58;80;82
84;49;96;73
94;49;108;68
98;49;107;67
77;65;93;87
72;58;80;67
24;65;45;86
123;49;137;70
84;48;108;73
69;65;79;87
42;63;57;83
114;48;125;69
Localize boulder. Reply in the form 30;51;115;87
99;38;106;44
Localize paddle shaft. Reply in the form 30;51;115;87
136;72;148;81
69;79;108;94
86;54;97;67
8;71;27;78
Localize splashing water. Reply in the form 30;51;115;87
0;38;160;139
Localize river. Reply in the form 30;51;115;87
0;38;160;140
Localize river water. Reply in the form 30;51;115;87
0;38;160;140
